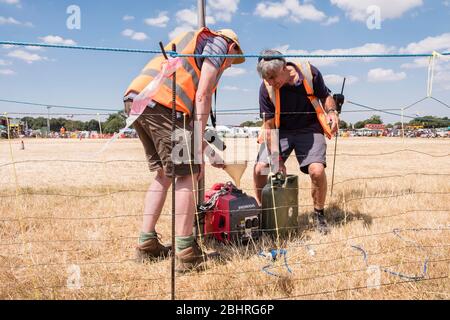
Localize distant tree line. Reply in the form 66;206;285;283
240;115;449;130
16;113;449;135
21;112;127;134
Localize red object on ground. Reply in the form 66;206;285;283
204;183;261;243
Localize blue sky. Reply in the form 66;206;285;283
0;0;449;126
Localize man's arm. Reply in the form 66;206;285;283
259;118;275;149
196;60;219;139
195;59;220;178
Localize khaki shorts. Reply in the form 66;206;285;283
131;102;200;177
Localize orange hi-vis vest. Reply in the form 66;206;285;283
125;28;230;117
264;61;333;139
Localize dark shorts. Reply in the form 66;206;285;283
132;103;200;177
257;131;327;174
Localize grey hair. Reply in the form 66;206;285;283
257;49;287;79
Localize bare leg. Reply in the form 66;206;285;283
254;163;269;205
309;163;327;210
175;174;198;237
142;169;172;233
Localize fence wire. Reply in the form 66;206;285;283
1;40;449;301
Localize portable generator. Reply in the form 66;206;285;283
197;182;261;243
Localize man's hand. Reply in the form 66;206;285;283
327;110;340;135
323;95;339;136
270;154;286;175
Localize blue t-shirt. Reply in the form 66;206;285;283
259;63;330;133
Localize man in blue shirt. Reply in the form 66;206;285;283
254;50;340;234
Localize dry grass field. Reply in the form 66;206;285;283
0;137;449;300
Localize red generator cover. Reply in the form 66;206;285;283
204;183;261;243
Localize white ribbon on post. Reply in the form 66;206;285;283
427;51;442;98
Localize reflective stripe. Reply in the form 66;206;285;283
297;62;333;139
176;31;195;52
140;68;159;78
140;60;198;87
297;61;314;90
134;68;194;114
297;62;324;111
162;77;194;113
181;59;199;87
140;63;198;110
310;98;322;110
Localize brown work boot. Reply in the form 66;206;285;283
175;241;220;274
136;237;172;262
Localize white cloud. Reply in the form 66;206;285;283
223;67;247;77
400;58;429;69
408;55;450;90
0;16;20;25
399;33;450;54
0;0;21;8
368;68;407;82
0;16;32;26
3;44;41;51
123;15;135;21
176;8;198;26
443;1;450;7
25;45;44;51
208;0;240;22
169;2;239;39
144;12;170;28
133;33;149;41
435;68;450;91
323;74;358;86
39;35;77;46
175;8;211;27
222;85;250;92
255;0;327;22
399;33;450;69
122;29;134;37
431;57;450;90
330;0;423;22
121;29;148;41
275;43;396;67
0;0;20;4
0;69;15;75
168;25;195;40
7;49;46;64
322;16;340;26
0;59;12;66
255;2;289;19
169;8;203;39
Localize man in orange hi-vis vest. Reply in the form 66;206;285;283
254;49;339;235
123;28;245;273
